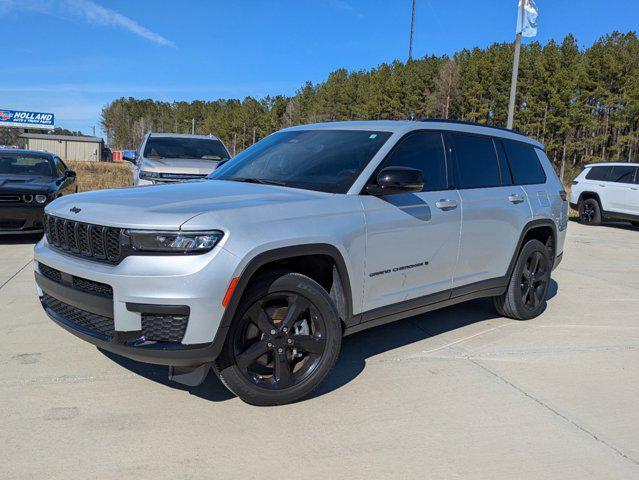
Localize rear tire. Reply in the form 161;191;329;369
578;198;601;225
494;239;551;320
216;272;341;406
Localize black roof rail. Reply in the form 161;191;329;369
418;118;527;137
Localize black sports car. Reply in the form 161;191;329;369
0;149;76;235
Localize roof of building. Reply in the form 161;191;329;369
20;133;103;143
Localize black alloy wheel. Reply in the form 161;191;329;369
493;239;552;320
520;250;549;311
233;293;327;390
578;198;601;225
216;272;341;406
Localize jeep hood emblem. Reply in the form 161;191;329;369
70;206;81;214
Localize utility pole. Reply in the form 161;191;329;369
507;1;525;130
92;125;96;136
191;118;195;135
408;0;416;61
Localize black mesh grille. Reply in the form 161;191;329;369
142;314;188;342
43;293;114;338
72;276;113;298
38;263;62;283
38;263;113;298
45;214;122;264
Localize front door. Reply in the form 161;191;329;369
360;131;461;314
606;165;638;216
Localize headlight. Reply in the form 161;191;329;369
139;170;161;180
125;230;223;253
22;194;34;203
35;194;48;204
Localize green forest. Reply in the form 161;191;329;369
101;31;638;181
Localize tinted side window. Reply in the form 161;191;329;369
585;166;612;181
450;134;501;189
609;165;636;184
380;132;447;191
502;140;546;185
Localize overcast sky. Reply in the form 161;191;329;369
2;0;637;138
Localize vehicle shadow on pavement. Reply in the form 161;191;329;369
569;218;639;232
310;280;558;401
99;280;558;403
99;349;235;401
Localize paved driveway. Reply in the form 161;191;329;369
1;222;638;479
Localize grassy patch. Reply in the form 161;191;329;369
68;161;132;193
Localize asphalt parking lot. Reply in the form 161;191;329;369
1;221;638;479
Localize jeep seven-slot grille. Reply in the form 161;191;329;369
45;214;122;263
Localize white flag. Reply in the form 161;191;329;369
516;0;538;38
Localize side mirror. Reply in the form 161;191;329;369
366;167;424;195
122;151;137;163
65;169;76;179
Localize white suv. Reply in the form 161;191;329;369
570;163;639;226
35;120;568;405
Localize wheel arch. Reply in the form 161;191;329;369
219;244;354;331
506;219;558;279
577;191;603;208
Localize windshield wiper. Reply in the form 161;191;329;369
227;177;286;186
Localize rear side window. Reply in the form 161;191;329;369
609;165;637;184
379;132;447;191
502;140;546;185
450;134;501;189
585;166;612;181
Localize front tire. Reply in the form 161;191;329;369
578;198;601;225
494;239;551;320
217;272;341;406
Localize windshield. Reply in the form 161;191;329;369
144;137;230;160
0;152;54;177
209;129;392;193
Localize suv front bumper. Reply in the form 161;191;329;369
34;237;240;366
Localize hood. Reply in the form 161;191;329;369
140;157;219;175
45;179;331;229
0;174;54;193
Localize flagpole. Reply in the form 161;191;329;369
408;0;416;61
507;1;525;129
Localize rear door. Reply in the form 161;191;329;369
360;131;461;312
500;139;554;220
449;133;532;289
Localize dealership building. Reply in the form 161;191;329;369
20;133;105;162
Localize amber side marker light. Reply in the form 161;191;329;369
222;277;240;308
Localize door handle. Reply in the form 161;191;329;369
598;184;606;187
508;194;525;204
435;199;458;210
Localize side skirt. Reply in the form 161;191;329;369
344;277;507;336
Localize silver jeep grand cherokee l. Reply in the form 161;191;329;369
34;120;568;405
